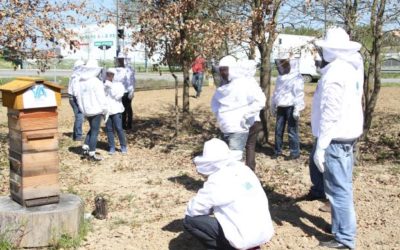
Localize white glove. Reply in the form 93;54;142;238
271;107;277;117
313;147;326;173
128;90;134;100
240;117;252;130
293;109;300;120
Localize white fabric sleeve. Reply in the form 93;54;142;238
317;81;345;149
293;77;305;112
211;93;220;114
108;83;125;101
185;178;234;217
244;84;266;119
95;81;108;112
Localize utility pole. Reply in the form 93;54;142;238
116;0;120;57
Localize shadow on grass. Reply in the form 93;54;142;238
168;174;204;192
125;106;219;154
264;185;331;241
162;219;204;250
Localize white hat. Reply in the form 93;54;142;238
219;55;237;67
194;138;242;176
86;59;99;68
73;59;85;68
106;68;116;75
315;27;361;51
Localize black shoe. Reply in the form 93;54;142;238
88;154;102;161
285;154;300;160
319;239;352;249
271;153;282;159
301;191;327;201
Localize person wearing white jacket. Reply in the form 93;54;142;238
310;27;363;250
238;59;266;170
211;56;265;156
271;57;305;160
76;59;108;161
104;68;127;155
68;59;85;141
114;54;136;130
184;138;274;250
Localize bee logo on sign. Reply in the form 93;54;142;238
23;84;56;109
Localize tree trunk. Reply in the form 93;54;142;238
182;60;190;113
362;0;385;138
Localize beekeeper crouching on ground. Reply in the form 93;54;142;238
183;138;274;250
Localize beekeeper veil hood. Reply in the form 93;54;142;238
79;59;102;81
218;55;240;82
73;59;85;70
193;138;242;176
315;27;362;69
238;59;257;78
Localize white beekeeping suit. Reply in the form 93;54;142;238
104;68;125;116
312;37;364;171
76;59;108;117
68;59;85;97
186;138;274;250
271;58;305;119
211;57;265;134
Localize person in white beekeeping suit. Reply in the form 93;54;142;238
271;54;305;160
104;68;127;155
310;27;364;250
113;53;135;130
211;56;265;158
183;138;274;250
238;59;266;171
68;59;85;141
76;59;108;161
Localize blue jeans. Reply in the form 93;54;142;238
323;141;356;249
106;113;127;151
69;96;84;140
84;115;102;152
274;106;300;157
309;140;326;199
192;72;204;95
223;132;249;152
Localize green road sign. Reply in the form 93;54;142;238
94;41;113;47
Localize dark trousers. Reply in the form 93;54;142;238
183;215;235;250
122;93;133;130
245;121;263;171
105;113;127;151
84;114;102;152
274;106;300;157
309;139;326;199
69;96;84;140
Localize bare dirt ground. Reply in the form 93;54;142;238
0;84;399;250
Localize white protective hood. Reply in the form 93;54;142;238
194;138;242;176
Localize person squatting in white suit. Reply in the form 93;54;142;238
310;27;364;250
271;56;305;160
183;138;274;250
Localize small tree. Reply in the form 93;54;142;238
131;0;244;118
0;1;92;69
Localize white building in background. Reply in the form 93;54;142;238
60;23;160;65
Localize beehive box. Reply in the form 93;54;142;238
0;77;63;207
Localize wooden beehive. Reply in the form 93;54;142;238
0;77;63;207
